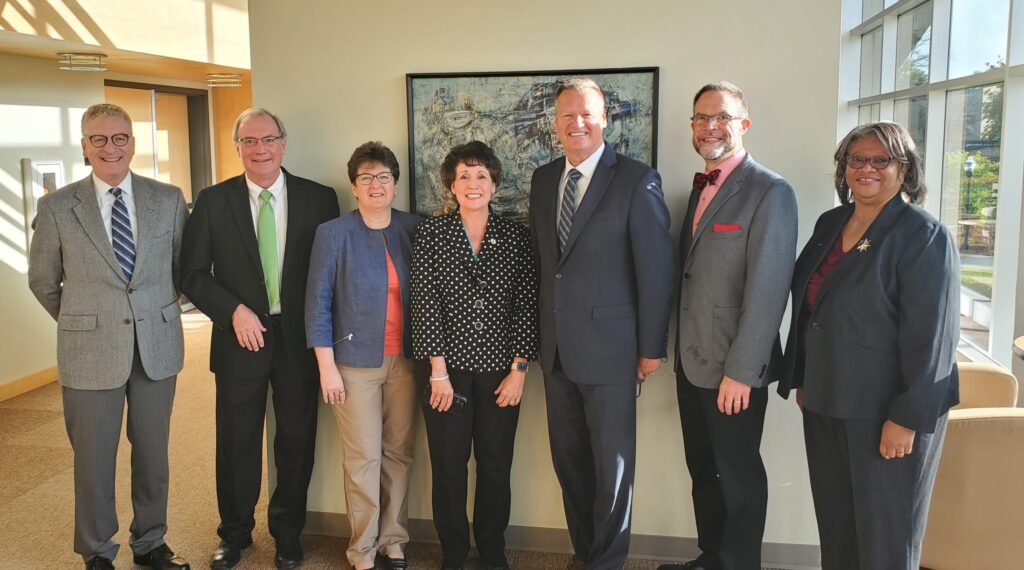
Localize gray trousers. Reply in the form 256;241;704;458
62;348;176;562
803;409;947;570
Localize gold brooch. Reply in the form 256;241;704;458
856;239;871;252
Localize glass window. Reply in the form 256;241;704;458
859;103;880;124
863;0;884;21
948;0;1010;79
860;27;883;97
941;84;1003;350
895;2;931;89
893;96;928;163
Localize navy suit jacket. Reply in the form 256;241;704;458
778;197;960;432
528;144;674;384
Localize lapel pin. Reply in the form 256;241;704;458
856;239;871;252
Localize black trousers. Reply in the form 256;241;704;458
215;318;318;547
422;369;520;567
676;372;768;570
803;409;947;570
545;357;636;570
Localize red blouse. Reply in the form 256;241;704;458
383;249;403;356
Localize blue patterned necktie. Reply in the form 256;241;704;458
109;187;135;280
558;168;582;253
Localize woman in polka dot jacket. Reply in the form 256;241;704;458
411;141;538;570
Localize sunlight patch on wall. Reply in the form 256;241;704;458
0;104;62;147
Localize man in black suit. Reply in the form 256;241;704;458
181;108;339;569
528;78;674;570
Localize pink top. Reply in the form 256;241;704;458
383;249;403;356
692;150;748;235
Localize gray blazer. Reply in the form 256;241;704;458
676;154;798;389
28;174;188;389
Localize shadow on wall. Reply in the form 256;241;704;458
0;103;88;274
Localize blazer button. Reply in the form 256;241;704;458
811;321;821;330
123;319;131;325
473;321;484;330
128;287;136;293
555;273;562;280
474;300;484;308
684;273;691;279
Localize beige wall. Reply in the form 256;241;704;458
0;0;250;69
249;0;842;549
0;52;103;384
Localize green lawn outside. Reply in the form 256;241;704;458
961;268;993;298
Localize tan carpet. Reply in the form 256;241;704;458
0;312;676;569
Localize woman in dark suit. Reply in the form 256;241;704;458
778;121;960;569
410;140;538;570
305;142;422;570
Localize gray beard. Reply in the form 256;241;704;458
695;140;734;162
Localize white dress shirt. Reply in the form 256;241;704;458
557;142;606;211
245;170;288;314
93;172;137;246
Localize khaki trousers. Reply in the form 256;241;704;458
333;354;418;566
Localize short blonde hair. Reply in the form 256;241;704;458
81;103;133;135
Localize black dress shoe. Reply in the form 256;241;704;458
134;544;191;569
210;541;244;569
275;540;303;569
85;557;114;570
376;553;408;570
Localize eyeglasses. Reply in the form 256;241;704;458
847;155;898;169
236;135;284;148
355;172;394;186
86;134;132;148
690;113;744;126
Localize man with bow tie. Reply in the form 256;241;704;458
660;82;797;570
29;103;191;570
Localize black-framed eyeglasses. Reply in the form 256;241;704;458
355;172;394;186
236;135;284;148
86;133;132;148
847;154;897;169
690;113;744;126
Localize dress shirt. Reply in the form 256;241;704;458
557;142;605;210
692;149;747;235
245;170;287;314
93;172;137;246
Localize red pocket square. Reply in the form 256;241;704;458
713;223;742;232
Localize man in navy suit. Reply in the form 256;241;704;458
528;77;674;570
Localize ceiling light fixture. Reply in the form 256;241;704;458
207;73;242;88
58;53;107;72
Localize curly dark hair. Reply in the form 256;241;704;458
346;141;400;184
833;121;926;205
438;141;503;214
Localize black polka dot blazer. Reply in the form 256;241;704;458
411;211;539;373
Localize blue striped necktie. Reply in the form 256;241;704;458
558;168;582;253
109;187;135;280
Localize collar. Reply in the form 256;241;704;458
245;169;285;202
562;142;606;181
93;171;133;197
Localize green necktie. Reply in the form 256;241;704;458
257;190;280;309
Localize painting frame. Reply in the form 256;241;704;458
406;67;659;224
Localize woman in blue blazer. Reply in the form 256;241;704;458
305;142;422;570
778;122;960;569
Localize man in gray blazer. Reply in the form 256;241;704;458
529;77;675;570
28;104;190;570
660;83;797;570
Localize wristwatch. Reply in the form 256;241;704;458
513;361;528;373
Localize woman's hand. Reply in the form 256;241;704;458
320;364;346;405
430;378;455;412
495;370;525;407
879;419;916;459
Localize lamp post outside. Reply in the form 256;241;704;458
961;154;976;251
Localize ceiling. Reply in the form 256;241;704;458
0;29;251;84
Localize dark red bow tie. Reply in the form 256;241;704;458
693;169;722;191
